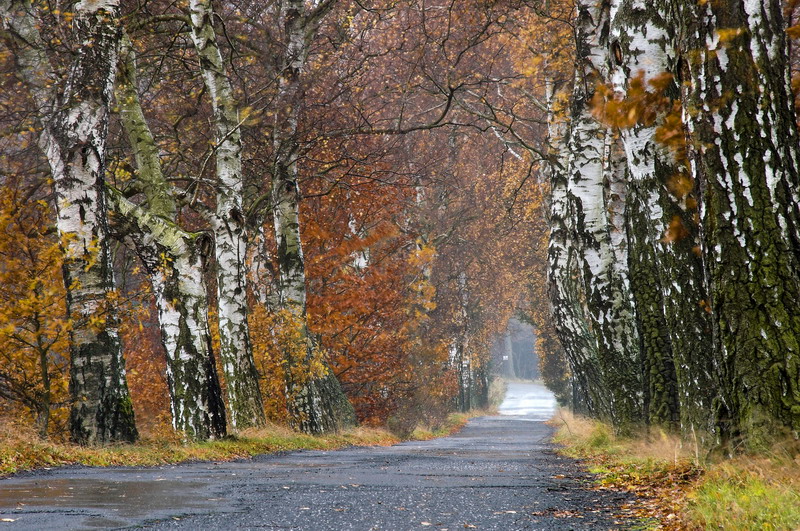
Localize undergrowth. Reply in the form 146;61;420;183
552;409;800;530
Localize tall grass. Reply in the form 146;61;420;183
552;409;800;530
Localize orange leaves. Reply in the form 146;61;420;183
592;72;674;130
654;102;689;165
661;215;690;245
248;306;289;423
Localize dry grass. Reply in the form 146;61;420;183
0;410;477;477
0;418;399;476
552;409;800;530
551;409;702;530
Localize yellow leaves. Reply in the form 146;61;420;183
239;105;260;126
82;237;101;272
666;173;695;202
408;242;436;267
0;183;71;437
249;308;330;422
716;28;745;43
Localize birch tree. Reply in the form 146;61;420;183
0;0;137;443
269;0;356;434
567;0;643;428
545;82;610;417
677;0;800;445
188;0;266;430
607;0;714;436
111;34;226;440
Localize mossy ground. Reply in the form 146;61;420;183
552;409;800;530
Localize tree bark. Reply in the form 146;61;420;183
678;0;800;445
608;0;714;436
113;33;229;438
108;191;227;439
270;0;356;434
1;0;137;444
567;0;643;428
188;0;266;431
545;77;609;418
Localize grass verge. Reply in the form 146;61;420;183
552;409;800;530
0;410;479;477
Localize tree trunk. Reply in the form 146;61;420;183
2;0;137;444
545;77;610;419
678;0;800;445
188;0;266;431
569;0;643;428
113;36;227;439
108;192;228;440
608;0;713;436
270;0;356;433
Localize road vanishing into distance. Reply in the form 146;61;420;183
0;382;633;530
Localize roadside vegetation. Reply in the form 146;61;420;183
0;376;506;477
553;410;800;530
0;408;489;477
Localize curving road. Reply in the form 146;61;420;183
0;382;632;530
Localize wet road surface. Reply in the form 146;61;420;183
0;382;633;530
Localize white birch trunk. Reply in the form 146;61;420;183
544;77;609;417
188;0;265;430
108;192;227;439
1;0;137;443
114;37;226;439
271;0;355;434
609;0;713;436
569;0;643;427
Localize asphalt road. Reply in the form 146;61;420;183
0;383;633;530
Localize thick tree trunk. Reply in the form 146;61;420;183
1;0;137;444
108;192;227;439
568;0;643;428
270;0;355;434
608;0;713;436
545;78;610;418
188;0;265;431
114;36;227;439
678;0;800;445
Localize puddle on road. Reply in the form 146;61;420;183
498;381;556;420
0;478;210;518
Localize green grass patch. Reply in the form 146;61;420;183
552;409;800;530
687;459;800;530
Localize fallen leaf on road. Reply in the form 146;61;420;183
421;522;432;526
1;519;16;523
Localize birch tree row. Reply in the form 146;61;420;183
0;0;546;443
548;0;800;449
